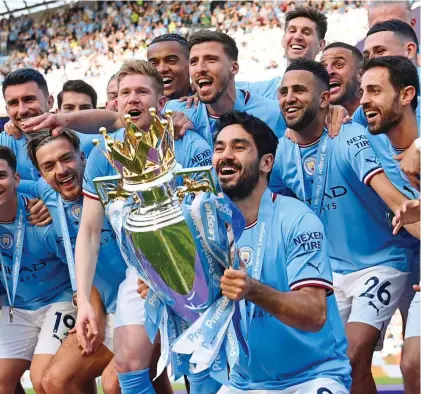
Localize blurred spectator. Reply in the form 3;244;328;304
0;1;372;107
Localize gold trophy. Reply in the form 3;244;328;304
93;109;223;323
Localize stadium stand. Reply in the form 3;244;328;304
0;1;372;108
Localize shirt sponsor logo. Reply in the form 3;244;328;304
293;231;323;252
0;233;13;249
239;246;253;269
304;156;316;176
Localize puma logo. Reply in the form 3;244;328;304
368;301;384;316
403;185;417;199
365;158;378;164
306;261;322;273
52;334;64;344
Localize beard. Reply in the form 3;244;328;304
368;97;403;135
219;159;261;200
284;104;318;131
197;74;230;104
331;78;359;106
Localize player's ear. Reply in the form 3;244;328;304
400;85;416;108
320;90;330;109
405;42;417;60
231;61;239;76
157;95;167;113
356;68;363;85
14;171;20;188
410;18;416;28
260;153;274;175
317;39;326;54
47;95;54;110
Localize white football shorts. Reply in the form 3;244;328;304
334;266;409;349
405;292;420;339
218;378;348;393
115;267;146;328
103;312;115;352
0;301;76;361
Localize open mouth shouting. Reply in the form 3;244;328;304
126;108;143;121
58;174;77;190
329;80;342;96
217;162;241;182
196;77;213;95
363;108;380;124
162;76;174;89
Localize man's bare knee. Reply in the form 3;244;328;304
401;343;420;392
41;364;69;394
102;369;120;394
0;382;19;394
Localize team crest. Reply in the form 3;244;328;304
0;233;13;249
71;204;81;220
304;156;316;176
239;246;253;269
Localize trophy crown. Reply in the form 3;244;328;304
93;108;176;184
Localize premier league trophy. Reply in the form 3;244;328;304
92;109;244;380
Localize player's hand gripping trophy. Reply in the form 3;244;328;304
92;108;245;381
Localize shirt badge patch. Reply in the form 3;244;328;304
71;204;81;220
239;246;253;269
0;233;13;249
304;156;316;176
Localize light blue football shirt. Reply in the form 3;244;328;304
0;193;72;310
236;75;283;101
165;89;286;147
270;122;417;274
36;180;127;313
229;189;351;391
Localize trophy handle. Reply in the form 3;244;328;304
173;165;220;200
93;174;128;208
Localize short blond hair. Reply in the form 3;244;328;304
117;60;164;95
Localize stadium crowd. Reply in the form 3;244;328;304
0;1;372;107
0;1;420;394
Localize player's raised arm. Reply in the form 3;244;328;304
21;109;123;135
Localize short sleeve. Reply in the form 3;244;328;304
285;211;333;295
82;146;108;199
235;77;281;100
338;123;383;185
77;132;100;159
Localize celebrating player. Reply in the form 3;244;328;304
361;56;420;394
212;110;351;393
75;60;213;394
368;0;416;29
165;30;287;146
320;43;363;115
271;59;418;394
237;7;328;100
57;79;97;113
147;34;191;100
105;74;118;112
0;146;75;393
25;130;129;394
